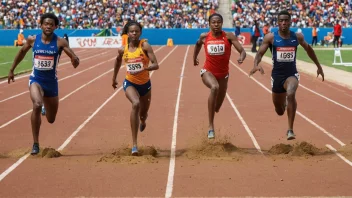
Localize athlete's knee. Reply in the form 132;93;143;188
32;101;43;111
47;116;56;124
286;90;296;102
210;84;219;94
131;100;140;110
275;107;285;116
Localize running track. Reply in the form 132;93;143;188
0;46;351;197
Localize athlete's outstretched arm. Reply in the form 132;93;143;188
193;33;206;66
8;35;35;84
227;32;246;64
143;42;159;71
112;47;124;89
249;33;273;76
60;38;79;68
296;33;324;81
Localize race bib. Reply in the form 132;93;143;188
127;62;144;74
34;55;54;70
276;47;295;62
207;44;225;55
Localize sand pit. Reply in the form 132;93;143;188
0;148;30;158
182;134;243;161
98;145;159;164
268;141;330;158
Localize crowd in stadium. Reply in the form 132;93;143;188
231;0;352;28
0;0;218;30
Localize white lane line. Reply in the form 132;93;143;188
165;46;189;198
0;46;177;182
226;93;263;153
230;60;346;147
0;57;116;129
326;144;352;167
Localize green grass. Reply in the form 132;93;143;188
0;47;33;79
264;46;352;73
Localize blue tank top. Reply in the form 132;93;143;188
272;30;298;76
30;33;59;82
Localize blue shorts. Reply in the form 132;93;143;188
271;73;300;93
123;79;151;97
29;78;58;97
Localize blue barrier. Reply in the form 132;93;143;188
0;27;349;46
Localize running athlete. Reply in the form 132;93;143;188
249;10;324;140
41;33;70;116
193;13;246;139
112;21;159;156
7;13;80;155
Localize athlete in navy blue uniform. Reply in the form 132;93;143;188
8;13;80;155
249;10;324;140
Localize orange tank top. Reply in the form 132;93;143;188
124;39;150;85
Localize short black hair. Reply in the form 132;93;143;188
209;13;223;23
122;20;143;35
40;13;59;26
278;10;291;20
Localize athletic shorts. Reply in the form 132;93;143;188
271;73;300;93
29;78;58;97
123;79;151;97
200;68;229;80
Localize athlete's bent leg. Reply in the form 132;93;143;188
215;75;229;113
125;86;141;155
272;92;287;116
29;83;44;155
202;72;219;138
284;76;299;132
43;96;59;124
139;90;151;132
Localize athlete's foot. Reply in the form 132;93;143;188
139;122;146;132
208;129;215;139
131;145;139;156
287;130;296;140
41;106;46;116
31;143;40;155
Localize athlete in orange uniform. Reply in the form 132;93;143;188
193;13;246;139
112;21;159;156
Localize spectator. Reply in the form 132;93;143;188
0;0;219;29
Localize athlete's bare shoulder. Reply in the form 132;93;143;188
263;32;274;44
196;32;208;45
116;46;125;59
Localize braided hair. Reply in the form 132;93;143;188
122;20;143;35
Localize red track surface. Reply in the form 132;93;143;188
0;46;351;197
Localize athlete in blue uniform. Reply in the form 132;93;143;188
249;10;324;140
7;13;80;155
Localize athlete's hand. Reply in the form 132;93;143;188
317;67;324;81
193;58;199;66
237;58;243;64
249;65;264;77
7;71;15;84
112;79;118;89
71;56;79;68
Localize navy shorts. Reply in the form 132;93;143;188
123;79;151;97
29;78;58;97
271;73;300;93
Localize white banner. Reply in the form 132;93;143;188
69;36;122;48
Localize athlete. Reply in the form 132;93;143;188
41;33;70;116
112;21;159;156
193;13;246;139
7;13;80;155
249;10;324;140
